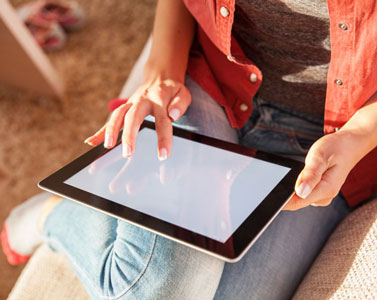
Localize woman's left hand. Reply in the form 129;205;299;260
284;131;360;210
284;94;377;210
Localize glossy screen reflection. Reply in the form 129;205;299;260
65;128;290;243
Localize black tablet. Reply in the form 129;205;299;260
38;120;304;262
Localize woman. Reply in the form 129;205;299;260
3;0;377;299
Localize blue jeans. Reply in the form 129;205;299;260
43;76;349;300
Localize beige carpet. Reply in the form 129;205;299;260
0;0;155;298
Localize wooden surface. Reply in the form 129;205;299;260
0;0;64;97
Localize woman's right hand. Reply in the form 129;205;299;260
85;0;196;160
84;75;191;160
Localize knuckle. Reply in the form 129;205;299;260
115;103;127;112
158;82;166;90
105;124;116;135
135;94;149;104
122;124;136;140
303;168;321;182
158;136;171;146
126;106;141;121
161;79;176;88
137;104;151;119
135;111;148;126
151;83;166;97
122;130;135;144
156;116;172;128
177;90;191;107
159;114;171;123
132;100;143;109
322;180;338;199
306;146;326;163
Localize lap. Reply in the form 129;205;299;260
43;75;234;300
44;200;224;300
214;193;349;300
44;77;350;300
213;96;349;299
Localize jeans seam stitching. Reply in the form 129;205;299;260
46;234;157;300
256;97;324;124
253;123;322;139
110;234;157;299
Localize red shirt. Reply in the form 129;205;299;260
183;0;377;207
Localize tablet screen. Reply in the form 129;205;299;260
65;128;290;243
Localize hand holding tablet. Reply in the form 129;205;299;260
39;121;303;262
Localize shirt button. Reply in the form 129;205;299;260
339;23;349;31
239;103;249;112
335;79;343;86
220;6;230;17
249;73;258;83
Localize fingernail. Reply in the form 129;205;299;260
169;108;180;121
158;148;168;161
104;134;113;148
296;183;311;199
123;144;132;157
84;138;94;146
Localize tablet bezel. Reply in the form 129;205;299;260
38;120;304;262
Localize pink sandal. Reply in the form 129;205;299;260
17;0;86;51
37;0;85;31
20;11;66;51
18;0;86;31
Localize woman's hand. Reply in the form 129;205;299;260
85;0;195;160
285;92;377;210
284;131;360;210
84;77;191;160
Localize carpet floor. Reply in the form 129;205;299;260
0;0;155;297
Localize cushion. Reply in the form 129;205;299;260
293;198;377;299
7;244;90;300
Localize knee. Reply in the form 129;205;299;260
146;237;224;300
94;235;223;300
92;230;157;300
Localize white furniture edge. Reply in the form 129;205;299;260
0;0;64;98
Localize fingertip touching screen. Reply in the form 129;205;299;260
64;128;290;243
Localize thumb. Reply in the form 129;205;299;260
167;86;191;121
295;150;328;199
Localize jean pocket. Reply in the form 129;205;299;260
240;124;310;158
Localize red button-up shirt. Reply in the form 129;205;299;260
183;0;377;207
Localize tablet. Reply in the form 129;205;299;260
38;120;304;262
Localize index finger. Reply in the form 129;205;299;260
122;100;150;157
154;111;173;161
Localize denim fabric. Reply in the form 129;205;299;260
239;96;324;161
214;192;348;300
44;200;224;300
43;76;349;300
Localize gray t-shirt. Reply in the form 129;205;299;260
233;0;330;117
